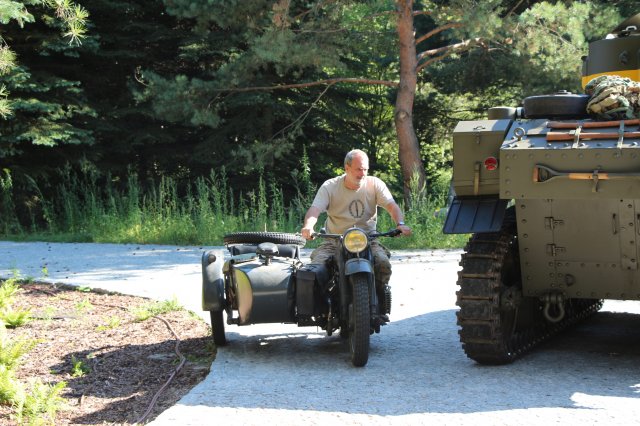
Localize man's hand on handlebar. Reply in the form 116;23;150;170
396;223;412;236
301;227;315;240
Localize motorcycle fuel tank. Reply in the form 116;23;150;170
231;258;295;325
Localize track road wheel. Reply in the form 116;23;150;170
210;310;227;346
349;273;370;367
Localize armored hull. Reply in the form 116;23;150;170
443;13;640;364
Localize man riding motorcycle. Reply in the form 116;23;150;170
300;149;412;321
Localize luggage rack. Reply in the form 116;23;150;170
545;118;640;148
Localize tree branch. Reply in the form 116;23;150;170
416;37;481;63
293;0;341;21
416;50;455;73
269;84;333;142
213;77;398;93
416;38;483;73
415;22;462;45
506;0;525;18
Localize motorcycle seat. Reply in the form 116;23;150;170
228;244;300;259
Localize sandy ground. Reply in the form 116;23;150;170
2;241;640;425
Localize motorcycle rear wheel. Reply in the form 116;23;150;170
210;310;227;346
349;273;370;367
223;232;306;246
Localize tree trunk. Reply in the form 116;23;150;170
395;0;426;205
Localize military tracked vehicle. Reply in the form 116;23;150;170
443;13;640;364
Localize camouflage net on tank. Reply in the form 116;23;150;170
585;75;640;120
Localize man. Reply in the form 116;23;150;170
301;149;411;320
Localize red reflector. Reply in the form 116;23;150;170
484;157;498;171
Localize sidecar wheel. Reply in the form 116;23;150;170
210;310;227;346
339;327;349;339
349;273;370;367
223;232;306;247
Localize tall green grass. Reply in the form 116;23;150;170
0;152;466;249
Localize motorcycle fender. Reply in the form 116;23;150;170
344;258;373;275
201;250;225;311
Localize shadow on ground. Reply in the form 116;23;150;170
182;309;640;416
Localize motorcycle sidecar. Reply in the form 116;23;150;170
202;232;307;346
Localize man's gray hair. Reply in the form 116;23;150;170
344;149;368;167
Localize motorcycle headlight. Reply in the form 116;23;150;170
343;229;368;254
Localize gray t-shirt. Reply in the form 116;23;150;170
311;175;395;234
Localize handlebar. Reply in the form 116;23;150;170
311;228;402;240
370;229;402;238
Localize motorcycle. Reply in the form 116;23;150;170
201;227;400;367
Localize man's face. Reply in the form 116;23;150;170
345;154;369;188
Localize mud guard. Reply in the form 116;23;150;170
443;197;508;234
345;258;373;275
202;250;225;311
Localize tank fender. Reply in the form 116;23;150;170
202;250;225;311
443;196;509;234
345;258;373;275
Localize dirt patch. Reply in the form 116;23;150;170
1;282;213;425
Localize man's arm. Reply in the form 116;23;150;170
383;201;412;236
301;205;322;240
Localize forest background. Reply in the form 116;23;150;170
0;0;635;249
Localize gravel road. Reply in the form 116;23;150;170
1;241;640;425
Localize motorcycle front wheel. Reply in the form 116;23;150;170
349;273;370;367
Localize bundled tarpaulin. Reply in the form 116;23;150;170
585;74;640;120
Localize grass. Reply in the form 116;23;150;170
0;154;467;249
0;277;67;425
0;310;31;328
74;298;94;314
14;379;67;426
132;297;183;322
96;315;121;331
0;277;31;328
70;356;90;378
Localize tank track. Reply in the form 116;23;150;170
456;214;603;365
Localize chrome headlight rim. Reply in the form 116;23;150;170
343;228;368;254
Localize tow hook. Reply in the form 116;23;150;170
541;292;565;323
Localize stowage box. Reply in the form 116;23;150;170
452;119;512;196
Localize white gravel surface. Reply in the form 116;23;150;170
2;241;640;425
